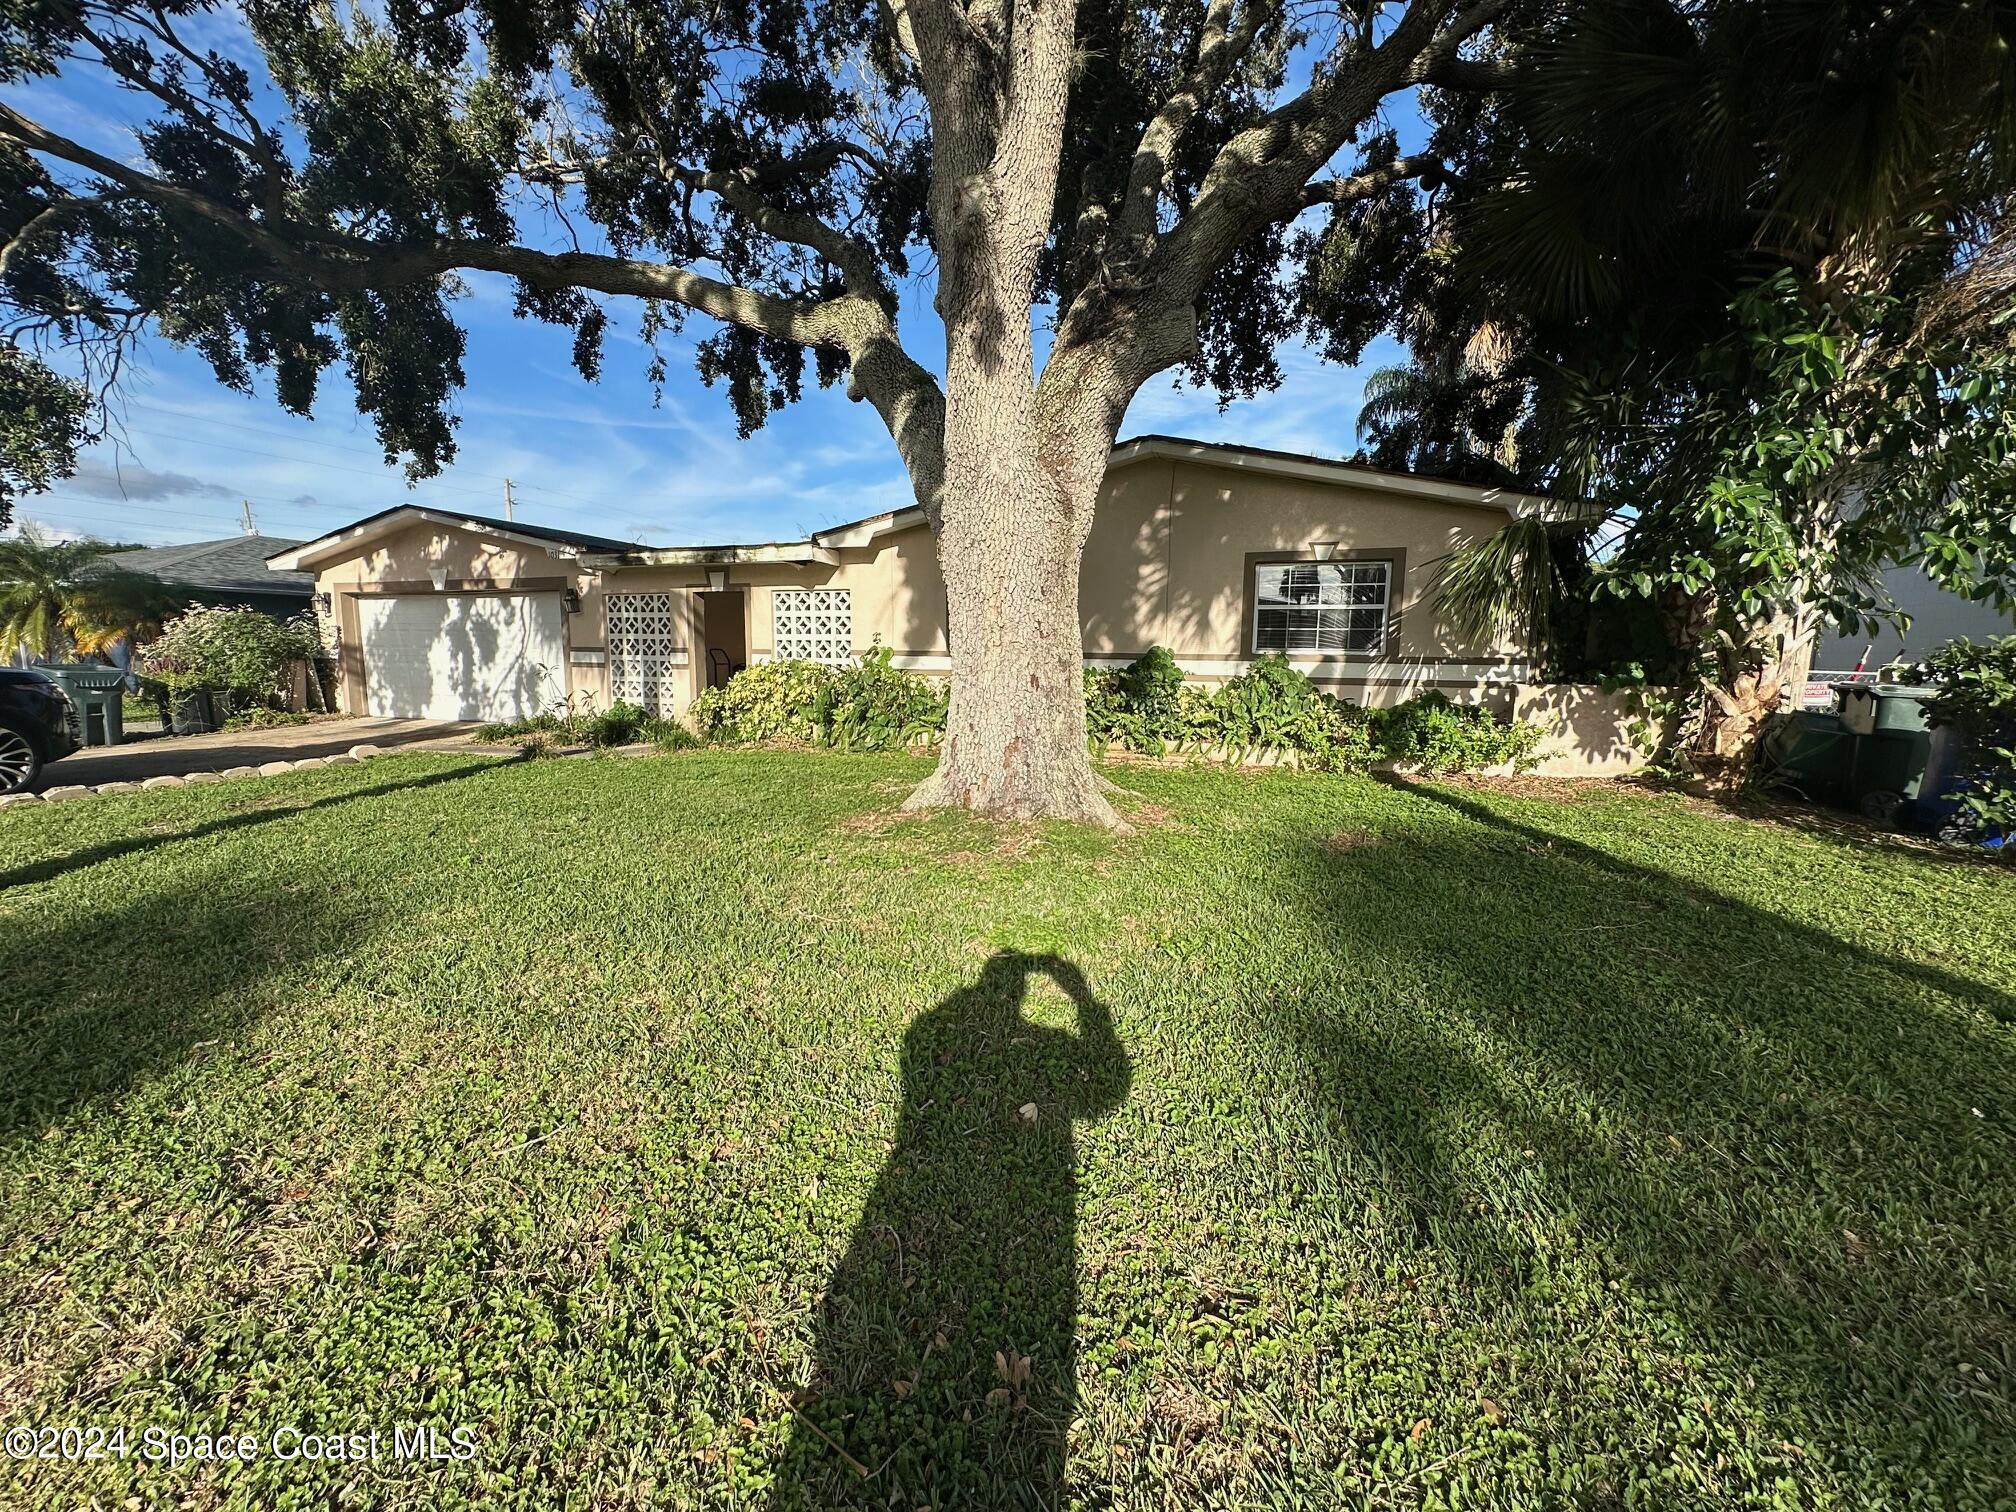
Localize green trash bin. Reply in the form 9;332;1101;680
30;664;127;745
1760;709;1858;799
1838;683;1937;735
1760;689;1957;826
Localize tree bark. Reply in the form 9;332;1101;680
889;0;1130;824
901;441;1114;824
1692;612;1814;766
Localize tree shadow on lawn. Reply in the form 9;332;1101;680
771;952;1130;1511
0;858;367;1142
1273;777;2016;1496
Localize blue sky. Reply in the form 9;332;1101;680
5;17;1416;552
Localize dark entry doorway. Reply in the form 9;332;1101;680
700;590;747;688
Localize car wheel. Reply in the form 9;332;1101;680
0;723;42;794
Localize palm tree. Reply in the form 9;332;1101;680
1421;0;2016;759
1354;359;1524;486
0;527;179;662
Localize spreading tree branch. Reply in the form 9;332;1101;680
1301;152;1441;207
0;101;949;511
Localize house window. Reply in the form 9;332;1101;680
1253;560;1390;654
773;588;852;663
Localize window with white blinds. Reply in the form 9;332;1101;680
1252;560;1391;654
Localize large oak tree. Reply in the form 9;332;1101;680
0;0;1519;822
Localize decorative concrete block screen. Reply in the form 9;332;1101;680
607;592;687;711
772;589;853;664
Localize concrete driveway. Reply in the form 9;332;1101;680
46;717;492;786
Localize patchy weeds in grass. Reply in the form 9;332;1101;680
0;751;2011;1509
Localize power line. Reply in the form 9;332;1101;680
21;495;259;531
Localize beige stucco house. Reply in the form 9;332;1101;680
268;435;1637;768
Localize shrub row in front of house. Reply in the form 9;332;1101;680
690;646;1545;775
1086;647;1545;773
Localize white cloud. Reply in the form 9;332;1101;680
7;517;93;544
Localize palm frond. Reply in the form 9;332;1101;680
1431;515;1579;647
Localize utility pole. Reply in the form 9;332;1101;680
240;500;257;536
503;478;515;522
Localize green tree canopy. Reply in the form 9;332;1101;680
1376;0;2016;756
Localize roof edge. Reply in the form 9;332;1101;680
266;505;628;572
1109;435;1580;518
579;505;930;567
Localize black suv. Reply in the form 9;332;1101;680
0;669;82;794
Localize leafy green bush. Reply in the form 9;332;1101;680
474;710;565;744
1188;654;1378;772
1912;634;2016;843
1371;689;1547;774
571;699;696;749
1085;646;1543;774
477;697;699;752
1086;647;1189;755
683;644;1542;778
690;651;944;750
816;646;948;750
139;605;323;700
687;660;836;744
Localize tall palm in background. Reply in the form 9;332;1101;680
0;527;179;661
1354;359;1524;487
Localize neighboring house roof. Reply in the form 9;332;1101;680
262;436;1576;576
266;506;640;573
106;535;315;597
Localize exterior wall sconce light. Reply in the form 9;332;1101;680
706;567;729;592
315;592;332;613
560;587;582;614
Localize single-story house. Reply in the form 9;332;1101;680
106;534;314;619
267;435;1643;770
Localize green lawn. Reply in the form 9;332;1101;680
1;750;2012;1510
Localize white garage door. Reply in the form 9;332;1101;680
358;593;565;722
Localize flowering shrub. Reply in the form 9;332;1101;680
140;605;323;699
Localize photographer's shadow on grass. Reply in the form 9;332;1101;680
773;952;1130;1510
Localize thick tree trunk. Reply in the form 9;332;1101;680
1692;612;1815;766
902;435;1117;825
